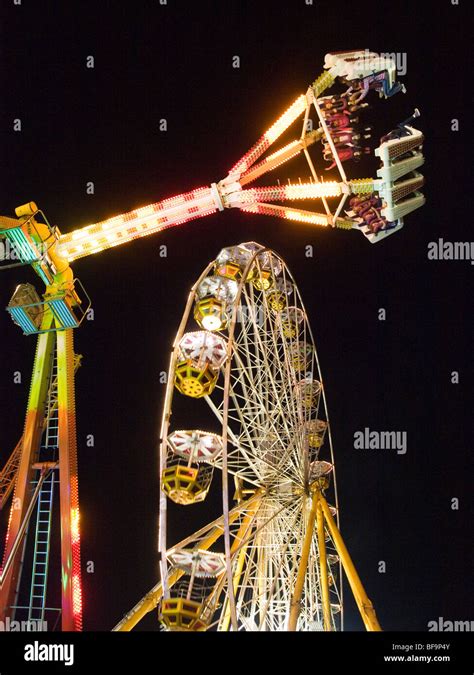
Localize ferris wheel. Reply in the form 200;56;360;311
152;241;379;632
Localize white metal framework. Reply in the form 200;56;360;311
158;242;343;631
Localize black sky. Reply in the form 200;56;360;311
0;0;472;632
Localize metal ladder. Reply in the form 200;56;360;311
28;471;55;623
44;354;60;451
28;350;59;623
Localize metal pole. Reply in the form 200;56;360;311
219;497;260;631
288;492;318;631
315;491;332;631
57;328;82;631
319;492;381;631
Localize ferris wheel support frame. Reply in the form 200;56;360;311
319;491;381;632
114;478;382;632
218;495;261;631
287;483;381;632
288;489;320;631
316;492;332;632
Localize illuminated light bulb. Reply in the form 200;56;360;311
201;314;223;331
265;140;300;163
265;95;307;143
194;297;227;331
285;209;328;225
71;508;80;545
135;205;155;217
72;573;83;616
285;181;340;200
103;219;119;230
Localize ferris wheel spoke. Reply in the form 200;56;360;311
237;285;297;458
204;394;268;484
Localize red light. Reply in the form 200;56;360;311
72;573;83;617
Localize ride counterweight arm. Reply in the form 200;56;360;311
57;186;221;262
57;177;349;263
4;50;426;275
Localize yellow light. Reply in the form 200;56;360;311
286;182;340;200
135;205;155;217
71;507;80;545
265;95;307;143
265;140;300;163
103;217;124;230
72;573;83;616
285;209;328;225
201;314;223;331
194;297;227;331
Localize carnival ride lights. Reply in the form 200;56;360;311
0;50;425;631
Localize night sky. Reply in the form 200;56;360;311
0;0;472;633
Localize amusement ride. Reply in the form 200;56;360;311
0;50;425;631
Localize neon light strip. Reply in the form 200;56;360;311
72;573;82;618
0;506;14;573
228;95;307;175
228;182;342;208
4;229;37;263
58;187;217;262
239;140;302;186
49;301;77;329
241;203;331;226
71;509;80;547
7;307;37;335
